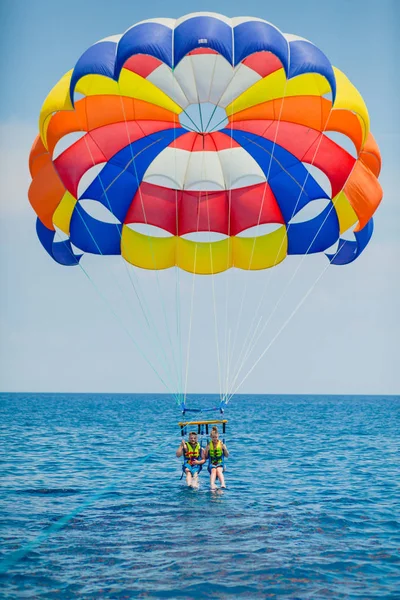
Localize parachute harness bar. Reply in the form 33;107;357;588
178;419;227;437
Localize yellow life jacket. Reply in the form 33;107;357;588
185;442;201;465
209;440;223;465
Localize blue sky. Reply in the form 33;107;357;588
0;0;399;395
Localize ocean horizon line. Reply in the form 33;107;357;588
1;391;399;398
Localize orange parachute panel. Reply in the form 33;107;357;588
359;132;382;177
230;97;330;132
133;98;179;123
46;96;179;154
28;160;65;230
230;96;363;154
29;136;51;178
344;160;383;231
325;109;364;155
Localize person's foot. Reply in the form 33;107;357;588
210;486;217;491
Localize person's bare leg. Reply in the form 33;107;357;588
216;467;226;488
210;468;217;490
185;469;193;487
192;473;199;489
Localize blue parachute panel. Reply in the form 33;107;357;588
233;20;288;73
36;219;81;266
70;41;117;101
80;165;137;223
115;22;173;77
81;128;186;223
223;129;328;222
288;39;336;101
174;16;233;66
287;202;340;254
69;205;122;255
327;219;374;265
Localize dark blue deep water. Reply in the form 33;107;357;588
0;394;399;599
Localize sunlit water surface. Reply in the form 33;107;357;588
1;394;399;599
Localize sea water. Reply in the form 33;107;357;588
0;393;399;599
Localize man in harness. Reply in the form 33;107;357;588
176;431;205;488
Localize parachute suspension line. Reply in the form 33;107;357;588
182;55;224;409
73;110;172;381
182;82;203;408
204;52;228;406
59;108;180;397
229;176;341;398
206;170;224;406
81;116;177;397
226;133;332;395
171;63;185;406
183;244;198;408
175;266;183;407
226;248;339;401
198;126;223;404
223;328;232;406
221;40;236;407
219;28;236;407
171;32;183;406
52;228;179;400
179;133;200;412
225;85;336;399
117;87;183;398
203;54;220;132
224;78;289;402
226;99;338;400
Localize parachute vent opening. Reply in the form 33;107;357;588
73;92;86;103
126;223;174;238
324;239;340;255
340;227;357;242
78;200;121;224
236;223;282;238
70;242;83;255
289;198;330;224
179;103;228;133
302;163;332;197
181;231;229;242
324;131;358;159
53;225;69;242
53;132;86;160
77;163;107;199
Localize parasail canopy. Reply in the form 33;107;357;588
29;12;382;274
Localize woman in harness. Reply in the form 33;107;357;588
204;426;229;490
176;431;205;488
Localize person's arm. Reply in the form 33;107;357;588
222;443;229;458
196;448;206;465
204;444;210;460
176;440;187;458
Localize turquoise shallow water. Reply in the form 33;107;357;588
0;393;399;599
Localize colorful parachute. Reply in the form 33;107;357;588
29;12;382;273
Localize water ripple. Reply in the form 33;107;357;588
0;393;399;598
